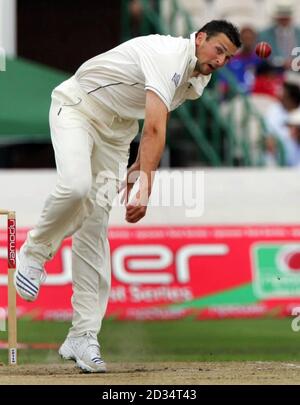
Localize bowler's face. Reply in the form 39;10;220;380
194;32;238;75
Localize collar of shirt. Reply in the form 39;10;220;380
187;32;211;94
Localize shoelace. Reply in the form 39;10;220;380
88;345;103;364
27;266;47;284
85;333;102;363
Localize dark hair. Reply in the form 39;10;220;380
197;20;241;48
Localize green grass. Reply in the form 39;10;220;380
0;318;299;365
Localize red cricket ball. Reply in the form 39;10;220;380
255;41;272;58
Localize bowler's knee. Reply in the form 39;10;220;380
56;176;92;201
69;177;92;200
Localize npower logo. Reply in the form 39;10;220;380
0;243;229;286
112;244;229;284
8;220;16;268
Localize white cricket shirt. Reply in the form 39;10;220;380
75;33;211;119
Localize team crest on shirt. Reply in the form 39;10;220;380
172;73;181;87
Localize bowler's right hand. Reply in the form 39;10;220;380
125;190;148;223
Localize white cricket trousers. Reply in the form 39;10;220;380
22;76;138;338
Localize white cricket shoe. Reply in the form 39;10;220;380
14;251;46;302
59;334;107;373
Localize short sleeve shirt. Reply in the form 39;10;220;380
75;33;211;119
